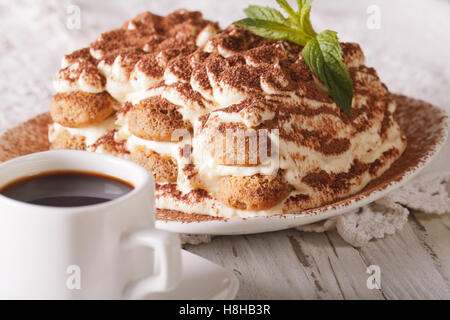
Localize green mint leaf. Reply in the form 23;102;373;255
244;5;287;24
297;0;312;10
302;30;353;114
234;1;354;113
299;3;316;37
234;18;310;45
276;0;298;25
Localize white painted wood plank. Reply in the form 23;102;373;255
187;229;384;299
321;231;386;299
187;232;322;299
409;212;450;284
241;230;356;299
358;219;450;299
283;230;385;299
440;214;450;230
186;216;450;299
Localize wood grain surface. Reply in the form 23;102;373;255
186;213;450;299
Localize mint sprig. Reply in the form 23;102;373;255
234;0;353;114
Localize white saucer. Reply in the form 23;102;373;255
146;250;239;300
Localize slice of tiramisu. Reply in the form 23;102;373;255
49;7;406;219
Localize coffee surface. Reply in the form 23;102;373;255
0;171;134;207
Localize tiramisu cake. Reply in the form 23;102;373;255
49;9;407;219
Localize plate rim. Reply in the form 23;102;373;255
0;95;448;236
156;95;449;235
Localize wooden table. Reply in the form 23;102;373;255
186;212;450;299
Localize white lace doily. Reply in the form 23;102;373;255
0;0;449;247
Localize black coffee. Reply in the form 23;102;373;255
0;171;134;207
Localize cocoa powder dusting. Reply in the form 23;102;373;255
0;95;447;223
43;9;448;222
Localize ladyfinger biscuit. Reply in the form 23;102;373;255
129;145;178;183
50;128;86;151
51;91;118;128
216;172;292;210
128;97;191;142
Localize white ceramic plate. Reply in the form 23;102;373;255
0;96;448;236
155;95;449;235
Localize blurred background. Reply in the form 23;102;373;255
0;0;449;171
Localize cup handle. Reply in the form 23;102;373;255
121;228;181;300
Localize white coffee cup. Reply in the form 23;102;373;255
0;150;181;299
